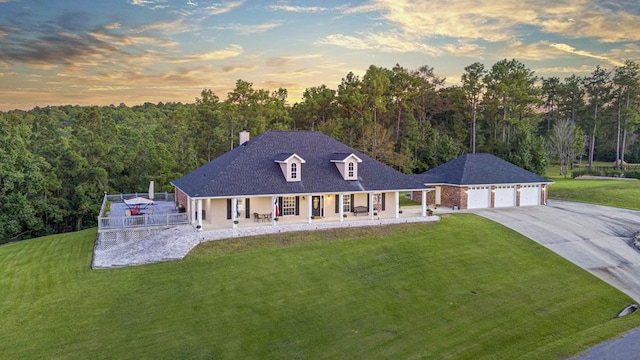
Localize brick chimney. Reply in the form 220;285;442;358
239;129;250;145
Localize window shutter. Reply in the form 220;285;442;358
367;194;370;211
295;196;300;215
226;199;232;220
350;194;355;212
382;193;386;211
278;197;283;216
245;198;250;219
335;194;339;213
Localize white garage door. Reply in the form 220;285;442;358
467;186;490;209
520;185;540;206
494;185;516;207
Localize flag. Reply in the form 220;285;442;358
274;197;279;217
376;194;381;213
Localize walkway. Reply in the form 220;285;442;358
92;214;440;269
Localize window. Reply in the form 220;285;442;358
291;163;297;179
348;162;354;177
282;196;296;216
342;194;351;212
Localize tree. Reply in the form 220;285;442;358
483;59;538;143
461;62;486;153
361;65;392;159
299;85;336;131
613;61;640;166
582;66;612;169
541;76;560;131
547;120;583;176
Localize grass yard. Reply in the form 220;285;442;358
545;163;640;210
2;216;640;359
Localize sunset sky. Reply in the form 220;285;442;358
1;0;639;111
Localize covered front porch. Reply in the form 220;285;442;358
184;190;433;230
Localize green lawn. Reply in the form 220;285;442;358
546;163;640;210
2;216;640;359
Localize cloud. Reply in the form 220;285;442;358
88;86;133;91
132;18;190;35
318;31;440;56
441;40;485;58
270;5;327;13
206;1;244;15
214;22;281;34
501;40;567;61
551;43;623;67
222;63;255;73
104;22;122;30
129;0;167;7
346;0;640;44
265;54;321;67
128;0;168;9
169;44;243;63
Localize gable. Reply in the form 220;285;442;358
330;153;362;180
275;153;305;182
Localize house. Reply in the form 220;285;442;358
171;130;431;229
412;153;552;209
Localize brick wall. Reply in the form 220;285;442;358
175;187;188;212
441;185;466;209
411;190;435;204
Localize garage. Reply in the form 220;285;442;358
519;185;540;206
418;153;551;210
494;185;516;207
467;186;491;209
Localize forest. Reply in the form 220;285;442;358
1;59;639;243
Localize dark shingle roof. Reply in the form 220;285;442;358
172;131;425;197
419;153;551;185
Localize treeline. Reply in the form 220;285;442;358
1;59;639;243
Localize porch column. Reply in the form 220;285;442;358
339;193;344;222
191;198;196;224
196;199;203;230
308;195;313;223
272;196;277;227
421;190;427;217
232;198;238;229
395;191;400;218
369;192;375;220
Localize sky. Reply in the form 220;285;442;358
0;0;639;111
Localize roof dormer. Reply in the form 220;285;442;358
330;153;362;180
274;153;306;182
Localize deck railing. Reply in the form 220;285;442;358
97;192;187;232
104;192;175;203
98;213;189;231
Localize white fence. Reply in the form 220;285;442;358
97;192;188;232
104;192;175;203
98;213;189;231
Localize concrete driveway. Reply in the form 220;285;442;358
475;200;640;302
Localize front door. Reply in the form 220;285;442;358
312;196;322;217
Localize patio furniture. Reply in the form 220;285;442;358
353;206;368;216
253;212;260;222
124;196;155;210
